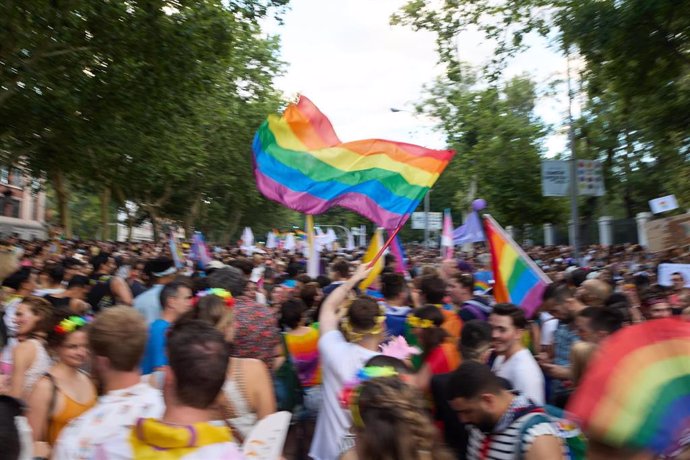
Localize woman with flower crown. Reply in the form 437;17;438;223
27;312;96;458
408;305;460;393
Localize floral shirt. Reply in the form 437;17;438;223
232;295;280;368
53;383;164;460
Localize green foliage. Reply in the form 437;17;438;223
0;1;288;240
394;0;690;223
420;70;567;226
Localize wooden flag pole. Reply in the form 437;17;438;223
366;223;403;269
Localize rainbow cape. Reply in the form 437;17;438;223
252;96;455;229
483;215;550;317
567;318;690;456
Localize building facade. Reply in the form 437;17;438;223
0;166;47;240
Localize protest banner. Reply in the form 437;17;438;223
658;263;690;288
645;213;690;252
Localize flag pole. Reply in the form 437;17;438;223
366;223;403;269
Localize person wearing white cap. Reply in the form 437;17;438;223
133;257;177;325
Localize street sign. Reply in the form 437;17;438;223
411;212;442;230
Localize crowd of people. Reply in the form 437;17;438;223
0;235;688;460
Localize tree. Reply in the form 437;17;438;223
419;71;566;227
1;1;290;240
393;0;690;222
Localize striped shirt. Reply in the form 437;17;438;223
467;410;562;460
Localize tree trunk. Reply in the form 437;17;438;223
183;194;201;238
100;186;111;240
52;169;72;239
149;208;159;242
127;216;134;242
225;210;243;245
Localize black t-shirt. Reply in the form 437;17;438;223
87;274;114;312
44;295;72;313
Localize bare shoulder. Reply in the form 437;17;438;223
13;340;37;360
31;374;55;399
525;434;565;460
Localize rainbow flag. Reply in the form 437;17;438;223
190;232;212;269
361;228;384;290
169;230;184;269
252;96;455;229
567;318;690;456
483;215;550;318
473;270;492;293
388;232;407;274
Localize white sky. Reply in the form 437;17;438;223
264;0;571;156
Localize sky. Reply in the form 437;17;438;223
263;0;572;156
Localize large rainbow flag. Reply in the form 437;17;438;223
567;318;690;456
252;97;455;229
483;215;550;318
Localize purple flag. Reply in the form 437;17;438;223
453;211;485;245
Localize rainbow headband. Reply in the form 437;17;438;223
339;366;399;428
195;288;235;309
54;316;90;335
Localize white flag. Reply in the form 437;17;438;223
284;233;296;253
266;231;277;249
649;195;679;214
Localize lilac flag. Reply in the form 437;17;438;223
453;211;485;245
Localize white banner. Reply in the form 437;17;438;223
541;160;570;197
649;195;679;214
658;263;690;288
411;212;442;230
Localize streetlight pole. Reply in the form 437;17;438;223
390;107;433;248
424;192;430;248
567;50;580;265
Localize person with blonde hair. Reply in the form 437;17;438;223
346;376;454;460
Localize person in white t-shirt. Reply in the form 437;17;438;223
309;263;385;460
489;303;545;405
53;307;164;460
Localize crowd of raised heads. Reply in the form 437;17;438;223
0;236;688;460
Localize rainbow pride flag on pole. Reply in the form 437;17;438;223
483;215;550;318
388;232;407;274
191;232;212;269
361;228;384;290
252;97;455;229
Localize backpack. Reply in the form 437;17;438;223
462;299;490;321
274;333;304;412
517;405;587;460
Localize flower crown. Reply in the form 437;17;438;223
194;288;235;309
407;315;435;329
54;316;90;335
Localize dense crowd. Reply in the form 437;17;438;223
0;236;688;460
